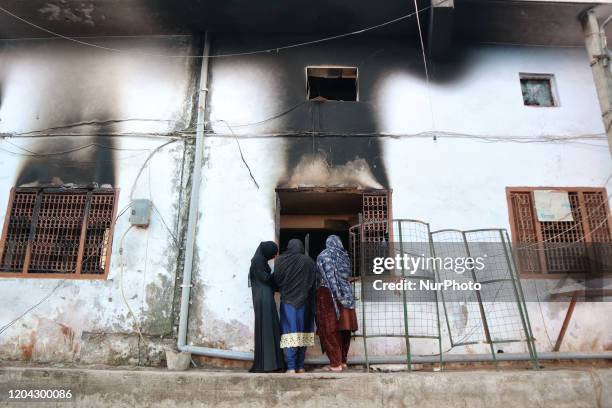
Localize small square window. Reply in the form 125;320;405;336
306;66;358;101
520;74;557;107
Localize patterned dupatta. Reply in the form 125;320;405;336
316;235;355;318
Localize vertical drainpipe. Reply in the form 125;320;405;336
177;31;211;350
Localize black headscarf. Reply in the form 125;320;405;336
273;239;316;308
249;241;278;287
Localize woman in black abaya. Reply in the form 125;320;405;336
273;239;316;373
249;241;285;372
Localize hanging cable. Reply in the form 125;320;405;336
0;203;133;335
0;5;430;59
129;139;179;200
412;0;437;141
1;140;152;156
216;120;260;189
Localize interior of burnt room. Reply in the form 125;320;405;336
276;188;389;261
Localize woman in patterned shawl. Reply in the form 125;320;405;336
315;235;358;371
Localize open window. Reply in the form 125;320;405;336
520;73;558;107
306;66;358;101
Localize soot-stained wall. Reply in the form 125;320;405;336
207;35;439;189
0;36;197;365
0;37;197;187
201;36;612;357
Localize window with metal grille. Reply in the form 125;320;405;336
507;187;612;275
0;187;118;278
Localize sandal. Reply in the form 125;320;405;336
323;365;343;372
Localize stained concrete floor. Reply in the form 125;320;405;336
1;363;611;407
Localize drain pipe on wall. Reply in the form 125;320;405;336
174;29;266;361
175;32;612;365
176;31;214;353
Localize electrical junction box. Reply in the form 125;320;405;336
129;199;152;227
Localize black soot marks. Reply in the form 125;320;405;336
16;110;117;187
283;101;388;189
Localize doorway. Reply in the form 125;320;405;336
276;188;390;260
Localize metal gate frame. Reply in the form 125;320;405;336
349;219;540;371
350;219;444;372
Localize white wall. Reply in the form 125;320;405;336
0;37;195;362
195;43;612;358
0;37;609;363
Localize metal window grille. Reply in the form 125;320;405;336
508;188;611;274
349;191;390;277
0;187;118;278
362;192;389;243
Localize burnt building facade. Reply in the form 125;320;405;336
0;0;611;365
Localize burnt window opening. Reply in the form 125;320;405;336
276;189;390;277
508;188;612;275
0;187;118;279
306;67;358;101
520;74;557;107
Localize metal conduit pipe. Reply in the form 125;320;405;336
181;344;612;364
177;31;211;350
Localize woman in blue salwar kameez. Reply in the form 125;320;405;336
273;239;316;373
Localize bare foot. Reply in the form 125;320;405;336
297;368;306;373
341;363;348;369
323;365;343;372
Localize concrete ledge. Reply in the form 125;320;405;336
0;366;610;408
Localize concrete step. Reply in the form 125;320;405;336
0;366;610;408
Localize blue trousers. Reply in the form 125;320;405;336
284;346;307;370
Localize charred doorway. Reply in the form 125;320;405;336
276;188;390;260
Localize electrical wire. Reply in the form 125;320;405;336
12;118;179;136
412;0;437;142
511;174;612;253
152;203;181;249
0;5;431;59
216;120;260;189
532;279;555;349
409;174;612;355
209;101;307;129
0;203;134;336
3;132;184;139
118;225;146;347
201;129;609;144
129;139;180;200
0;280;65;335
1;140;152;157
0;146;149;163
